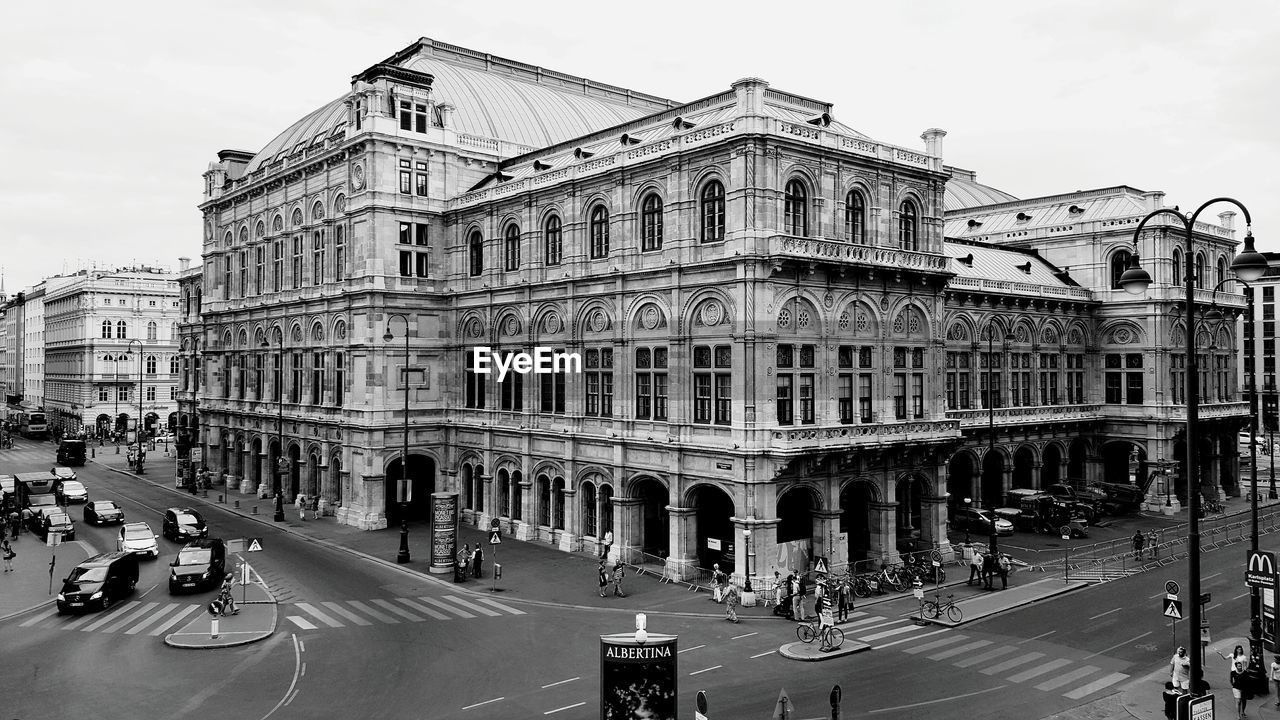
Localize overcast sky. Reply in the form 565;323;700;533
2;0;1277;293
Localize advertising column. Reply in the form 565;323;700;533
600;631;678;720
430;491;458;575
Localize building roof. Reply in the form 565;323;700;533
944;166;1019;211
943;239;1092;301
244;38;679;174
942;186;1151;241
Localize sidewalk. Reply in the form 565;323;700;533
0;535;92;622
1120;636;1280;720
923;576;1090;627
164;576;277;649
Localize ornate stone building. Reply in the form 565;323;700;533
195;38;1248;582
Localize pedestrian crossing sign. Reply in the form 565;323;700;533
1163;597;1183;620
489;530;501;544
247;538;263;552
813;556;829;574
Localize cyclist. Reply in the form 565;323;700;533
218;567;240;615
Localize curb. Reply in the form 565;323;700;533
777;639;872;661
163;562;279;649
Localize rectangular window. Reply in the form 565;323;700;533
236;356;245;400
292;236;303;289
414;223;429;246
399;251;412;278
312;232;325;286
399;101;411;130
893;374;907;420
539;355;566;414
399;159;411;194
499;365;523;411
146;386;156;401
334;227;346;283
273;241;283;292
694;345;731;424
1105;372;1122;404
223;255;232;299
399;222;412;245
911;373;924;419
838;374;853;424
272;353;281;402
776;375;793;425
414;104;428;133
799;374;815;424
99;386;109;402
118;386;129;401
465;349;486;409
415;253;429;278
312;352;325;405
290;353;302;404
238;251;247;298
1126;371;1144;404
254;354;264;399
255;247;265;296
584;349;614;417
415;167;428;197
858;373;873;422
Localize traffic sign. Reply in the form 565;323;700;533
1247;550;1277;589
1164;598;1183;620
1166;580;1180;596
247;538;263;552
489;530;501;545
226;539;244;553
46;531;62;548
813;556;829;574
1177;693;1214;720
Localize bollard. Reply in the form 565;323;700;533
234;500;240;509
218;495;224;504
115;446;120;454
211;618;219;639
252;505;258;515
202;490;208;499
91;448;95;459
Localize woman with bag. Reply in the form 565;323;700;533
2;539;14;572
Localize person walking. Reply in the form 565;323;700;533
1270;655;1280;707
1148;530;1159;559
997;553;1012;590
794;573;807;621
472;545;483;579
1230;661;1248;719
2;539;14;572
598;560;610;598
1132;531;1145;560
724;582;740;623
710;563;724;603
296;493;307;521
600;530;613;560
968;551;984;585
611;561;626;598
457;543;470;579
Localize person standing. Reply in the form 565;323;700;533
1270;655;1280;707
598;560;610;598
710;563;724;603
472;545;483;579
458;543;470;579
1231;661;1248;719
600;530;613;560
997;553;1012;590
836;575;851;623
1133;531;1145;560
1170;647;1191;692
296;493;307;521
611;561;626;598
724;582;740;623
2;539;14;572
793;574;807;622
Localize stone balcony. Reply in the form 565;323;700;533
946;404;1103;428
766;234;951;274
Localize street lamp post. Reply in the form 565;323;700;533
385;313;412;564
127;340;145;473
261;332;286;522
984;327;1014;559
1119;197;1267;696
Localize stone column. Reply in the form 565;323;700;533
868;502;899;566
922;495;953;560
476;474;493;530
337;474;386;530
665;506;697;582
612;497;642;565
514;478;535;541
559;489;578;551
746;516;780;579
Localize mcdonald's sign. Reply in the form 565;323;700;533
1246;550;1277;590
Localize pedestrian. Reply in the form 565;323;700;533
310;496;320;520
1148;530;1160;560
710;563;724;602
600;530;613;560
724;582;740;623
1220;645;1248;672
1133;530;1145;560
472;545;483;579
1231;661;1248;719
612;561;626;597
598;560;609;598
997;553;1012;590
296;493;307;521
836;574;851;622
1163;681;1182;719
2;539;14;572
794;573;808;621
458;543;470;579
6;510;17;539
968;551;984;585
1271;655;1280;706
982;552;997;590
1170;647;1191;692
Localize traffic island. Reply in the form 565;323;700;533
164;575;277;649
778;638;871;661
919;576;1090;627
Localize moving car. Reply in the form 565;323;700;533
56;552;139;613
50;467;78;482
162;507;208;542
57;480;88;504
117;522;160;558
30;509;76;540
950;507;1014;536
84;500;125;526
168;539;227;594
56;438;87;466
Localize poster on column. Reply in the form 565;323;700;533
429;492;458;575
600;633;677;720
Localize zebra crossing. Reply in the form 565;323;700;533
19;601;204;636
284;595;528;631
833;610;1129;701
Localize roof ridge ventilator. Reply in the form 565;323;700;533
806;113;832;127
1016;261;1032;274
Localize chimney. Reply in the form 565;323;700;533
178;257;191;272
731;77;768;115
436;103;455;128
921;128;947;160
1218;211;1237;234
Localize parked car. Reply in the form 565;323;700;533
1044;484;1102;521
168;539;227;594
57;480;88;504
29;508;76;540
950;507;1014;536
117;522;160;558
84;500;125;526
56;552;139;613
162;508;208;542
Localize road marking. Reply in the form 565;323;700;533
1207;604;1222;613
1149;591;1168;599
443;595;502;617
1035;664;1101;691
840;615;888;629
731;632;758;640
474;597;526;615
861;625;924;642
543;702;585;715
348;600;399;623
19;607;59;627
294;603;344;628
982;652;1045;675
288;616;317;630
1232;592;1250;601
148;604;198;635
396;598;451;621
903;635;968;654
928;640;992;661
61;611;99;630
1063;671;1128;699
125;604;181;635
1083;631;1152;660
849;618;911;635
1088;607;1123;620
868;684;1006;714
81;601;141;632
874;628;948;650
371;598;425;622
750;649;778;658
677;644;706;654
321;601;371;626
418;596;474;618
689;665;722;676
1204;572;1224;581
541;677;579;689
1018;630;1056;644
260;634;302;720
953;646;1017;667
1006;658;1073;683
462;697;505;711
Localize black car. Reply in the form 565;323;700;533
29;508;76;541
162;507;208;542
56;552;139;613
84;500;125;526
168;539;227;594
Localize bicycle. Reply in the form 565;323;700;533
797;621;845;650
208;591;239;617
922;593;963;622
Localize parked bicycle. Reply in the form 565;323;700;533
922;593;963;622
797;620;845;650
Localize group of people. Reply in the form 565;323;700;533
294;493;326;521
456;543;484;580
1167;644;1280;720
1132;530;1160;560
967;551;1013;590
597;559;625;598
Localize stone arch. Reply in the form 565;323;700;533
946;449;979;508
626;474;670;560
310;321;325;344
290;206;304;227
682;290;735;335
1009;317;1037;345
981;446;1008;509
894;474;932;551
836;299;880;338
776;483;822;547
1012;444;1037;490
457;311;487;343
311;200;325;222
629;179;668;208
331;318;347;343
1039;319;1064;347
332;193;346;215
1040;442;1064;486
491;307;524;341
686;483;735;570
887;300;931;339
383;451;438;524
574;300;615;339
946;316;976;342
839;478;880;565
775;292;824;335
1100;319;1146;346
236;328;248;348
530;303;566;338
690;165;728;197
625;294;672;334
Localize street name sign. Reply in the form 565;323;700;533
1164;598;1183;620
1247;550;1277;589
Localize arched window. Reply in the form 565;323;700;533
552;477;566;530
898;200;919;251
784;179;808;236
640;194;663;252
145;356;157;375
468;231;484;277
504;225;520;272
116;321;127;339
1110;250;1133;289
1172;248;1183;286
845;190;866;244
599;484;614;535
537;474;551;526
544;215;563;266
1195;252;1206;289
589;206;610;259
101;320;112;339
700;180;725;243
147;321;157;341
1216;256;1228;288
581;481;597;538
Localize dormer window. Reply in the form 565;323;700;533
957;254;974;267
574;148;594;160
620;133;642;145
398;100;429;133
967;219;983;229
1016;212;1032;221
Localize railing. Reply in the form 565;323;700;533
770;235;951;273
946;404;1102;428
947;275;1094;300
